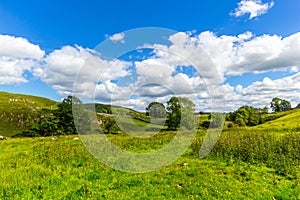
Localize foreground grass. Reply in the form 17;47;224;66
0;134;299;199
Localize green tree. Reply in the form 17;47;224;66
248;107;262;126
100;116;119;133
24;109;60;137
229;106;262;126
166;97;196;130
270;97;291;112
146;102;166;118
55;96;91;134
22;96;90;137
72;97;91;134
166;97;181;130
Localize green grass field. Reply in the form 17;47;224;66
0;130;299;199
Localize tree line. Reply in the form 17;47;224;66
20;95;298;136
226;97;294;127
146;97;197;130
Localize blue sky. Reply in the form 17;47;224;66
0;0;300;111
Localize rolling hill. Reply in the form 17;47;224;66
255;108;300;130
0;91;58;136
83;103;149;118
0;92;157;136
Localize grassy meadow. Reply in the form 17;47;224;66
1;132;300;199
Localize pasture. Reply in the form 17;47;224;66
1;129;299;199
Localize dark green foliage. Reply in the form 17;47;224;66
99;116;120;133
54;96;77;134
226;122;234;128
199;120;210;129
22;96;90;136
262;113;288;123
166;97;181;130
55;96;91;135
166;97;196;130
146;102;166;118
22;109;61;137
72;97;91;134
228;106;262;126
270;97;292;112
180;97;197;130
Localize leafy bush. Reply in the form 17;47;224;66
99;116;121;133
228;106;262;126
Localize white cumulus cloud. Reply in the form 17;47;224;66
151;31;300;77
0;34;45;85
109;32;125;43
231;0;274;19
36;45;132;97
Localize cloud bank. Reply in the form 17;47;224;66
1;30;300;112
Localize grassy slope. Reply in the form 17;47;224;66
116;117;167;132
0;91;58;137
0;135;299;199
255;109;300;130
84;103;147;117
0;92;167;136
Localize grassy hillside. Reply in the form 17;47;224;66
84;103;147;117
115;117;167;132
86;103;167;133
255;109;300;130
0;91;58;137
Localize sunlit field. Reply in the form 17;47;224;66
1;129;299;199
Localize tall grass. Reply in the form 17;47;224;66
195;130;300;177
